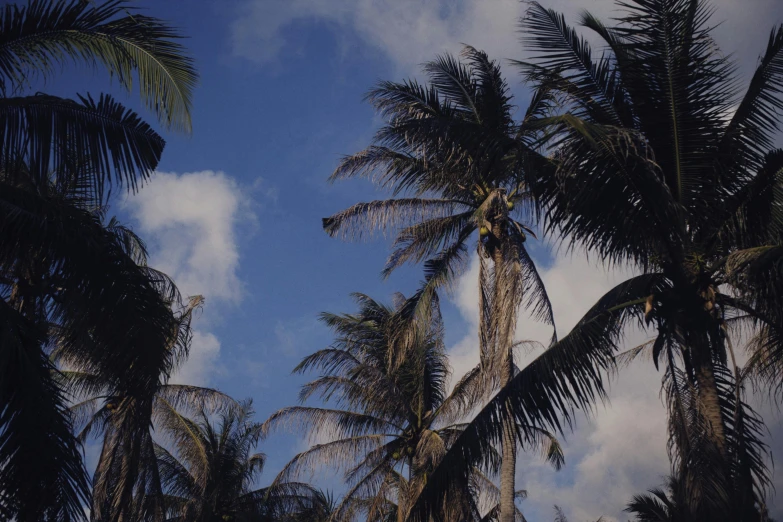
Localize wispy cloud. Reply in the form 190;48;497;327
230;0;781;77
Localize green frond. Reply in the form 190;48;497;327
0;0;197;131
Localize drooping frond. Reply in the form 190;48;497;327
0;93;164;198
271;435;389;484
383;213;475;277
263;406;399;441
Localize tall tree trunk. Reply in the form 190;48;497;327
694;352;726;454
491;218;517;522
499;352;517;522
686;341;730;521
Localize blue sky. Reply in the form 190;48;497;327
68;0;783;520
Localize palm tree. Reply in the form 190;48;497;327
510;0;782;518
322;46;557;522
151;400;318;522
63;300;237;522
0;1;197;518
0;0;197;189
623;473;774;522
264;292;562;522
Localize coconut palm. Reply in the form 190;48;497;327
508;0;782;518
322;46;559;522
623;473;774;522
346;473;529;522
264;292;562;522
406;272;650;522
63;299;237;522
151;399;318;522
0;1;197;518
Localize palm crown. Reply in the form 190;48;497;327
264;293;562;522
64;318;237;522
151;400;318;522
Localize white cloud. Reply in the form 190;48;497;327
172;330;224;385
230;0;782;77
130;171;244;303
124;170;254;386
231;0;538;73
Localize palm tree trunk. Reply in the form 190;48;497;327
499;354;517;522
694;359;726;453
491;220;517;522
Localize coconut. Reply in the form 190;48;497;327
506;200;514;211
479;226;490;237
644;294;655;324
392;452;400;460
406;446;414;455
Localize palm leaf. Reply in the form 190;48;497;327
323;198;466;241
0;0;197;131
0;93;163;198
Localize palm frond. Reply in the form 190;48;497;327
323;198;466;241
271;435;389;484
0;0;197;130
383;213;475;277
0;93;164;197
719;25;783;172
263;406;399;441
517;2;624;125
